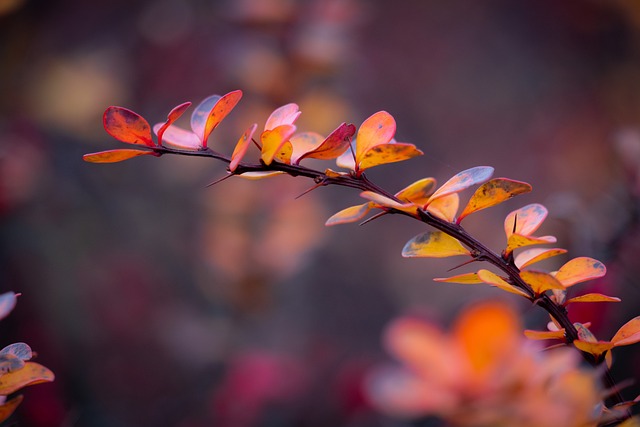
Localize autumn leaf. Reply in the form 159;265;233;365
229;123;258;172
519;270;564;295
260;124;297;165
0;343;32;362
155;101;191;147
0;293;17;321
504;204;548;238
359;191;416;214
426;193;459;222
201;90;243;148
0;395;23;423
523;329;566;340
514;248;567;269
565;294;621;305
554;257;606;288
0;362;55;395
83;149;156;163
357;143;423;171
297;123;356;163
433;272;483;284
264;103;301;130
476;269;530;298
427;166;494;205
458;178;532;223
325;203;373;226
395;178;437;207
611;316;640;346
355;111;396;161
103;106;154;147
402;231;470;258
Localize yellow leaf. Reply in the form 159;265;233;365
237;171;286;180
476;269;531;298
612;316;640;346
519;270;564;294
355;111;396;165
395;177;437;207
0;362;54;395
524;329;566;340
573;340;614;357
402;231;470;258
504;203;548;237
260;124;296;165
358;143;423;171
458;178;532;222
0;395;23;423
274;140;293;164
325;203;373;226
229;123;258;172
505;234;556;255
565;293;621;305
427;166;494;204
433;272;482;284
426;193;459;222
554;257;606;288
359;191;413;210
82;149;156;163
514;247;567;269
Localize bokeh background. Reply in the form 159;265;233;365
1;0;640;425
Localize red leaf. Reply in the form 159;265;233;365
103;107;154;147
83;149;156;163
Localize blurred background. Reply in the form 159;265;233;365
1;0;640;425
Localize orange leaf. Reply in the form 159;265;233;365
287;132;324;164
519;270;564;294
458;178;532;222
476;269;531;298
325;203;373;226
0;395;23;423
514;247;567;269
395;177;437;207
274;140;293;164
82;149;156;163
229;123;258;172
565;293;621;305
524;329;566;340
358;143;423;171
264;103;301;131
554;257;606;288
504;203;548;237
155;101;191;147
426;193;459;222
612;316;640;346
355;111;396;167
504;234;556;255
297;123;356;163
359;191;416;214
201;90;243;147
0;362;54;395
0;292;17;321
433;272;482;284
427;166;494;204
402;231;470;258
260;124;296;165
103;106;154;147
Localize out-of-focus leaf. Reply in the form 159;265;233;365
0;354;24;374
288;132;324;164
524;329;565;340
476;269;530;298
402;231;470;258
427;166;494;204
103;106;154;147
574;322;596;342
0;343;32;361
0;395;23;423
355;111;396;164
458;178;532;222
297;123;356;162
336;144;356;170
229;123;258;172
433;273;482;284
395;178;437;206
360;191;415;213
265;103;301;130
565;294;621;305
82;149;156;163
514;248;567;269
426;193;459;222
325;203;373;226
519;270;564;294
612;316;640;346
0;293;17;321
554;257;606;288
358;143;423;171
0;362;54;395
155;101;191;147
505;234;556;255
201;90;243;147
260;124;296;165
504;203;548;237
